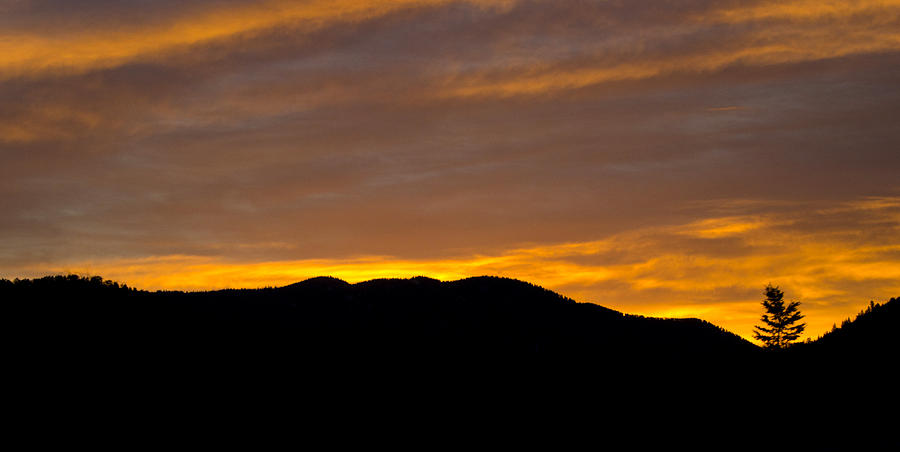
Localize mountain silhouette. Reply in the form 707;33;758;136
4;274;898;449
7;274;897;369
4;274;758;365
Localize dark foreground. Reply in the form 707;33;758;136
3;275;897;449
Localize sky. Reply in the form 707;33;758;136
2;0;899;342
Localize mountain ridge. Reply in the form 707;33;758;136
3;273;756;359
5;273;897;448
5;274;897;364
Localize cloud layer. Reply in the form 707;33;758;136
3;0;899;341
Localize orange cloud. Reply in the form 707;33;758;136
0;0;513;79
5;0;900;98
704;0;900;23
446;31;900;98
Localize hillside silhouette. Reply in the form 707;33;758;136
4;274;898;449
7;274;899;363
798;297;899;354
788;296;899;379
4;274;757;365
7;274;899;364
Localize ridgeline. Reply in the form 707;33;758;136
3;274;896;364
4;274;897;448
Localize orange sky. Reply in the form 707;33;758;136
3;0;900;343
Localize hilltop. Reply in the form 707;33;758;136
3;274;757;365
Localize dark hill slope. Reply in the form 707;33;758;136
278;275;756;360
791;296;899;362
3;274;756;365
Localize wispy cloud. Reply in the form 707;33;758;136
0;0;516;79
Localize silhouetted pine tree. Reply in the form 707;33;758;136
753;284;806;349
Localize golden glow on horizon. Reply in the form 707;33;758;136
23;199;900;345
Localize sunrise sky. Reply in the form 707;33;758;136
3;0;899;342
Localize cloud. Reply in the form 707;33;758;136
0;0;517;79
2;1;899;344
